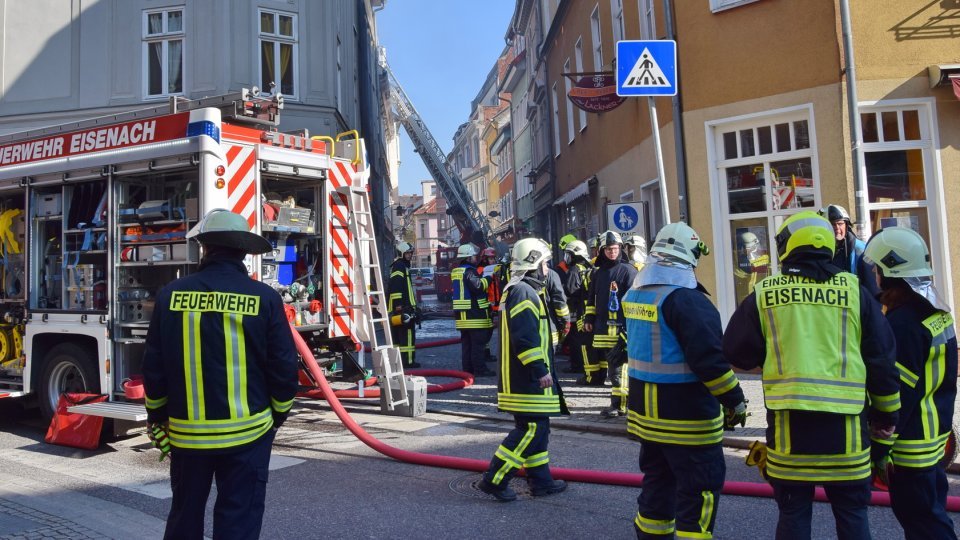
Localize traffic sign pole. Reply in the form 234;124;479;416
647;96;671;225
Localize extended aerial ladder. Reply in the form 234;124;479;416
383;62;491;246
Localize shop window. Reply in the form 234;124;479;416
709;106;819;313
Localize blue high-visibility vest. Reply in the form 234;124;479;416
624;284;697;384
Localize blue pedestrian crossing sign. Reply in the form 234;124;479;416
616;40;677;97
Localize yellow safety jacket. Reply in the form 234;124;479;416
753;272;900;483
756;273;869;414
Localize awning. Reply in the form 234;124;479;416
553;177;592;206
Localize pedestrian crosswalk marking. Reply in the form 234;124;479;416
622;48;671;88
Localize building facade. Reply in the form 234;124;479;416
0;0;394;261
522;0;958;320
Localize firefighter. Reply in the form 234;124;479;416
723;211;900;540
388;241;420;368
863;227;957;539
479;247;501;364
819;204;881;298
584;231;638;416
556;233;578;284
562;240;592;374
623;234;647;270
452;243;495;377
625;221;746;539
477;238;569;502
733;230;771;300
143;209;298;540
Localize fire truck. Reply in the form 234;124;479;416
0;89;408;425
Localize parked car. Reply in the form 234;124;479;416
410;267;435;286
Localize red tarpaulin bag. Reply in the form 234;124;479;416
44;393;108;450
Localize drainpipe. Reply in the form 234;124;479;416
662;0;689;223
839;0;868;238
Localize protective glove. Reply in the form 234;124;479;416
560;321;572;341
272;411;289;431
872;453;894;488
745;440;768;476
724;400;749;430
414;306;423;323
147;422;171;462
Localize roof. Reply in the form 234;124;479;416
413;198;439;215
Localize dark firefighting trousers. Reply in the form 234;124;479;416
391;323;416;366
889;465;956;540
635;442;724;539
460;328;490;374
770;480;871;540
165;430;275;540
565;328;588;372
482;415;554;489
584;344;611;385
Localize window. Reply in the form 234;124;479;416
552;83;561;157
710;0;760;12
143;8;184;98
564;59;575;143
708;106;820;315
860;103;943;276
259;9;297;98
611;0;625;44
574;38;587;131
590;5;603;70
639;0;656;40
472;137;480;167
620;190;634;202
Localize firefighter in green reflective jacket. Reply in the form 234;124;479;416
452;243;494;377
863;227;957;540
388;241;420;368
478;238;569;502
723;211;900;540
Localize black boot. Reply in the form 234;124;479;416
601;396;623;418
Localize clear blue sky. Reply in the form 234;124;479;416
376;1;515;196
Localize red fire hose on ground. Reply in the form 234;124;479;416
291;324;960;510
298;368;473;400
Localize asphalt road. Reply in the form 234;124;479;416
0;396;957;539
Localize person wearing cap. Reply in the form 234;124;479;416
863;227;957;539
584;231;638;417
143;209;298;540
477;238;569;502
819;204;880;299
555;233;578;284
452;243;495;377
389;241;420;368
625;222;746;540
723;211;899;539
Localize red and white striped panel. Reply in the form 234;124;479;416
225;144;258;229
326;160;356;340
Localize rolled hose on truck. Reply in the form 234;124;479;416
290;324;960;510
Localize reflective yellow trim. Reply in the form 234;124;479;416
492;422;537;484
635;514;675;535
170;291;259;315
271;397;293;413
868;391;900;413
694;491;715;539
896;362;919;389
510;299;537;318
167;408;273;449
765;447;871;482
704;370;738;397
524;451;549;468
145;395;168;409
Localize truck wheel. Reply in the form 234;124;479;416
38;343;98;421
